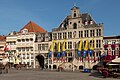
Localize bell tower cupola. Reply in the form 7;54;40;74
71;3;79;18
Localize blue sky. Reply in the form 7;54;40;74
0;0;120;36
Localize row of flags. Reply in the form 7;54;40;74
49;39;66;58
49;38;94;58
79;38;94;58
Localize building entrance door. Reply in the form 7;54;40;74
36;54;44;69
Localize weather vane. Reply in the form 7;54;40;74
74;1;76;6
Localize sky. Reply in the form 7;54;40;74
0;0;120;36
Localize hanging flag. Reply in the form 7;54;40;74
50;40;55;52
78;39;83;57
89;38;94;57
62;39;66;56
49;40;56;58
58;41;61;52
78;39;82;51
78;51;81;57
84;38;89;51
88;50;93;57
83;38;89;58
4;45;12;55
62;39;66;52
57;52;61;57
90;38;94;50
83;50;87;58
48;51;52;58
62;51;66;57
4;45;9;52
57;41;61;58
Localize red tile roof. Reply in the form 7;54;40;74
19;21;47;33
0;36;6;41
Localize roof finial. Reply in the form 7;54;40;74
74;2;76;7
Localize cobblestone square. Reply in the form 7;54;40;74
0;69;119;80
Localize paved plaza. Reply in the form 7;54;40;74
0;69;119;80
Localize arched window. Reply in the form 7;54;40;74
74;13;76;17
73;23;77;29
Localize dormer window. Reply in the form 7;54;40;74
22;29;28;33
90;20;93;24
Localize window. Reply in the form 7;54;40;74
31;53;34;59
38;44;41;51
30;38;33;41
90;39;94;48
22;39;25;42
96;29;101;36
17;39;21;42
96;40;101;48
31;47;33;51
90;30;95;37
26;39;29;42
31;56;34;59
58;33;62;39
22;29;28;33
73;23;77;29
60;33;62;39
42;44;45;50
74;13;76;17
87;30;89;37
68;32;72;39
18;48;21;52
73;31;76;38
63;32;67;39
79;31;83;38
45;44;48;50
27;54;29;59
99;29;101;36
68;42;72;49
22;48;25;51
53;33;57;40
26;47;29;51
84;30;89;37
68;52;72;56
58;33;60;39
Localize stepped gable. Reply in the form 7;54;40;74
0;35;6;41
19;21;47;33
